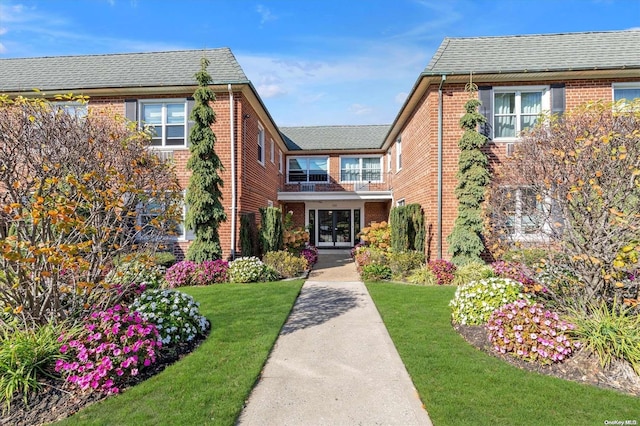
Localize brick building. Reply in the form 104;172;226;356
1;30;639;260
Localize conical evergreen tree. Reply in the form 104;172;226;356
185;57;227;261
447;98;490;265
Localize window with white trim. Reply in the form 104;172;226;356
501;187;546;238
613;82;640;102
138;192;192;241
140;101;187;147
387;151;391;174
278;150;283;174
258;124;265;165
397;198;405;207
340;156;382;182
493;87;549;140
270;139;275;163
287;157;329;183
53;101;88;118
396;137;402;171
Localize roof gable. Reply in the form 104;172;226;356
426;30;640;75
0;48;248;92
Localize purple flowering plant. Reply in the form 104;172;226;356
300;245;319;266
487;299;580;365
427;259;457;286
55;304;161;394
193;260;229;285
165;260;199;288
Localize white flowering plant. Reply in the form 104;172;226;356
449;277;533;325
130;289;209;345
228;256;272;283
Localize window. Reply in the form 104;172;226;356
258;124;265;165
613;83;640;102
397;199;405;207
141;101;187;147
396;137;402;171
53;101;88;118
270;139;275;163
287;157;329;182
138;193;192;241
493;87;549;140
387;151;391;174
278;150;283;174
340;156;382;182
501;187;545;237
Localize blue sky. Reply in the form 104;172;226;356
1;0;639;126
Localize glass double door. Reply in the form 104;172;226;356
318;210;351;247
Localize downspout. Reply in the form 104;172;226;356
228;84;237;260
437;74;446;259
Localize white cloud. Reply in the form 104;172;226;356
348;103;373;116
256;4;277;26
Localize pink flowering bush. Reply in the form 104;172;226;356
165;260;198;288
427;259;457;285
300;245;319;266
491;260;543;293
55;305;161;394
193;260;229;285
487;299;580;365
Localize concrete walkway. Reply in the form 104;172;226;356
238;250;432;426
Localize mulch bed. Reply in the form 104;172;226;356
454;323;640;397
1;332;208;426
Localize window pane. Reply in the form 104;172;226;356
166;125;184;138
341;158;359;181
495;116;516;138
167;104;185;124
288;158;306;181
143;104;162;124
166;138;185;146
362;158;381;181
521;92;541;114
495;93;515;114
309;158;328;182
520;115;538;131
615;88;640;102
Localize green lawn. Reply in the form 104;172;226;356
57;281;303;426
367;283;640;426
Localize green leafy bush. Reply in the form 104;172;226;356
360;263;392;281
568;302;640;374
387;251;425;279
153;251;177;268
228;257;268;283
131;289;209;345
354;246;387;273
452;261;495;286
407;266;437;286
449;277;532;325
0;323;72;410
259;207;284;254
105;259;166;289
262;251;308;279
487;299;579;365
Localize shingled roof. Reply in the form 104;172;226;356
280;125;391;151
0;48;249;92
426;30;640;75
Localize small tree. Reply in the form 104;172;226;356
407;203;426;253
185;58;227;262
487;100;640;308
240;212;258;257
259;207;283;254
0;95;181;326
390;203;425;252
447;98;490;265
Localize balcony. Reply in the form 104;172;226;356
278;176;393;202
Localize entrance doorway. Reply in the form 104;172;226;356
318;210;351;247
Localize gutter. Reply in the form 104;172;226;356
437;75;446;259
228;84;237;260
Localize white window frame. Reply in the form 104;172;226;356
387;151;391;174
139;99;188;148
270;138;275;163
613;82;640;102
396;198;405;207
258;123;266;166
501;186;551;242
278;150;283;174
286;156;330;183
339;155;383;183
396;136;402;171
52;101;88;119
493;86;550;142
137;190;193;242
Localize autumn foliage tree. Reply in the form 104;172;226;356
487;100;640;308
0;95;181;327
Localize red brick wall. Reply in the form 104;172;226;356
364;201;390;226
283;202;306;228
